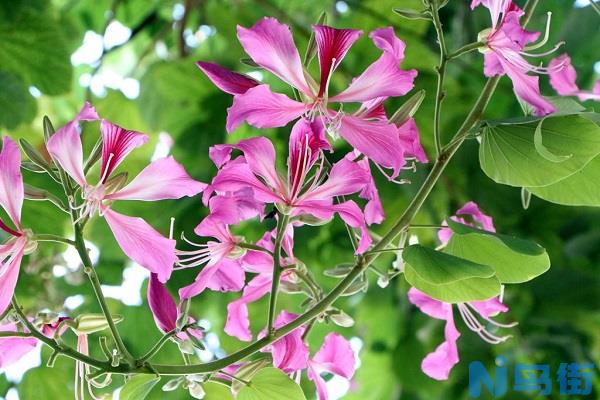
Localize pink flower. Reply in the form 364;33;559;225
206;119;373;254
408;201;515;380
472;0;561;116
0;318;69;370
259;311;357;399
147;273;203;341
549;54;600;102
0;137;36;315
46;103;206;282
197;18;419;178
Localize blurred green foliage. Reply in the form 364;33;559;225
0;0;599;399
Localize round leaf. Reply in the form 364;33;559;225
237;367;307;400
204;381;234;400
119;375;161;400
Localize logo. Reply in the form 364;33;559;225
468;356;596;397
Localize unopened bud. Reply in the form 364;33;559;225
162;377;184;392
390;90;426;126
330;310;355;327
72;314;123;335
188;382;206;399
393;8;431;20
104;172;129;193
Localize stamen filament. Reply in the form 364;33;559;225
524;12;552;51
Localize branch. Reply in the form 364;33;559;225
266;214;290;334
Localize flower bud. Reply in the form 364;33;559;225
162;377;184;392
72;314;123;335
390;90;426;126
330;310;355;327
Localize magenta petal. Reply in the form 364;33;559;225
225;274;272;341
100;120;149;182
102;208;175;283
370;27;406;60
241;249;273;274
209;144;235;168
300;158;368;201
549;54;579;96
226;85;306;133
500;56;555;116
196;61;259;95
205;258;246;292
148;273;178;333
0;137;24;229
0;323;38;369
236;137;282;190
407;288;448;320
0;238;26;316
207;189;264;226
456;201;496;232
269;311;309;372
312;333;356;379
397;118;428;164
106;156;206;201
313;25;363;97
307;362;330;400
348;154;384;225
210;162;282;204
421;315;461;381
338;115;406;178
237;17;311;94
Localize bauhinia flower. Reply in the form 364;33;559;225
0;137;37;315
260;311;356;400
197;17;420;178
408;201;516;380
472;0;562;116
549;54;600;102
206;119;373;253
46;103;206;282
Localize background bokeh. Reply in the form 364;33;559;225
1;0;599;399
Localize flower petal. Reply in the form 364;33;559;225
225;274;272;341
338;114;406;178
100;120;149;182
106;156;206;201
347;153;384;225
46;102;99;186
0;323;38;370
307;362;330;400
0;137;24;228
0;237;26;316
237;17;311;94
470;296;509;318
102;208;175;283
210;161;282;204
313;25;362;97
397;118;428;163
300;157;368;201
147;272;178;333
236;137;282;190
421;315;461;380
407;288;448;320
331;28;416;103
269;311;309;372
312;333;356;379
206;189;264;226
196;61;259;95
226;84;306;133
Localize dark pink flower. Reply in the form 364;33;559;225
472;0;561;115
549;54;600;102
46;103;206;282
197;18;420;178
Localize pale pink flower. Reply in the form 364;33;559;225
46;103;206;282
408;201;515;380
0;137;36;315
472;0;562;115
197;18;420;178
549;54;600;102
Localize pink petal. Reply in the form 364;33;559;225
498;7;539;48
483;52;505;77
205;258;246;292
210;162;282;204
225;274;272;341
397;118;428;164
0;237;26;315
331;28;416;103
421;315;461;380
470;296;509;318
226;85;306;133
46;102;100;187
206;189;264;226
549;54;600;101
241;249;273;274
312;333;356;379
194;217;235;244
300;157;369;201
0;137;24;229
102;208;175;283
269;311;309;372
196;61;259;95
471;0;514;28
407;288;448;320
307;362;330;400
438;201;496;245
288;119;332;197
100;120;149;182
500;55;555;116
0;323;38;370
147;272;178;333
348;154;384;225
106;156;206;201
209;144;235;168
313;25;363;97
236;137;282;190
237;17;311;94
338;114;406;178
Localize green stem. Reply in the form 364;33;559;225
238;242;273;255
32;234;76;246
138;331;177;364
447;41;484;60
266;214;290;334
431;0;448;155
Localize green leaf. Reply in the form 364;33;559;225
445;220;550;284
0;8;73;94
120;375;161;400
527;154;600;206
0;71;36;128
204;381;234;400
533;118;572;162
403;244;501;303
479;114;600;187
237;367;307;400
